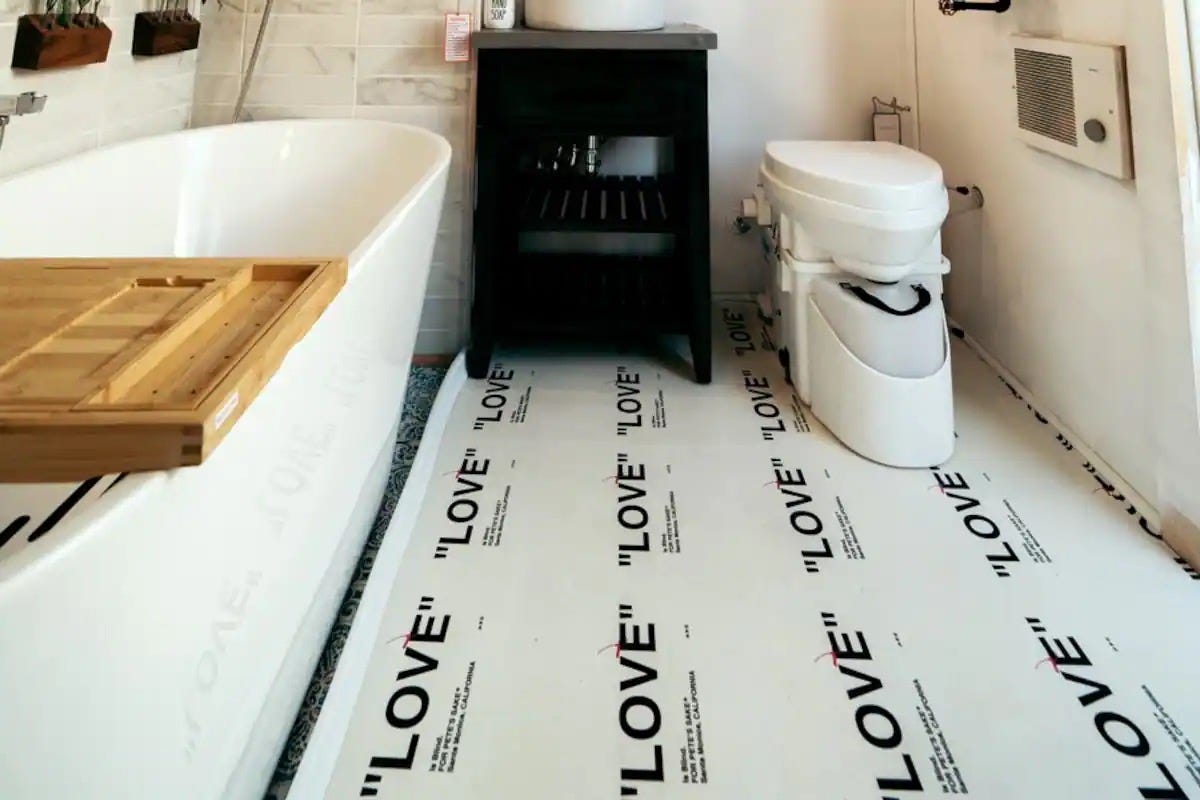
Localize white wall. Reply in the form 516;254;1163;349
1156;0;1200;542
915;0;1200;522
666;0;916;293
0;0;196;177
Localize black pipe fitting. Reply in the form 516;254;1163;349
939;0;1012;14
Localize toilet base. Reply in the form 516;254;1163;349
809;298;955;468
777;254;955;468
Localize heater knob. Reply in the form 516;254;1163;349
1084;119;1108;143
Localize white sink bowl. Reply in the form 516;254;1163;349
524;0;665;31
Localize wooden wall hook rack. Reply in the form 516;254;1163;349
11;14;112;70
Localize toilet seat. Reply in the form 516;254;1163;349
763;141;946;212
760;173;949;232
759;140;950;281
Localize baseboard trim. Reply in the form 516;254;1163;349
950;322;1162;536
1164;510;1200;572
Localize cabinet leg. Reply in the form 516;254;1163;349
466;339;493;379
689;322;712;385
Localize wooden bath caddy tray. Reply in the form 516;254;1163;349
0;258;346;483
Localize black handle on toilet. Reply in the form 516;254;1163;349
839;283;933;317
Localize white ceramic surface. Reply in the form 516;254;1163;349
761;156;949;282
808;296;955;467
812;278;947;379
0;120;451;800
524;0;665;31
764;140;947;212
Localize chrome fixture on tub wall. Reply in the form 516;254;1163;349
0;93;48;153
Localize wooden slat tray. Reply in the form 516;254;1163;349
0;258;347;483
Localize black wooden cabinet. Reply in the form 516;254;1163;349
467;41;714;384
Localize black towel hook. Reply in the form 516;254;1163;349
939;0;1012;14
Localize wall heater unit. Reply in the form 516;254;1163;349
1012;35;1133;180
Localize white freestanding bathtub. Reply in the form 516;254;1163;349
0;121;451;799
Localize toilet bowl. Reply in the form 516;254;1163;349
758;140;955;468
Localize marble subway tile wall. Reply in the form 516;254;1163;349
193;0;474;355
0;0;197;177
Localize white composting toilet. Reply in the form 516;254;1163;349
757;141;955;467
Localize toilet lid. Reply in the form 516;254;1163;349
763;141;946;212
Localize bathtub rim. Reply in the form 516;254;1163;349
0;118;453;186
0;118;453;590
0;118;453;268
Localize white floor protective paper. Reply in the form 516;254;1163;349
318;301;1200;800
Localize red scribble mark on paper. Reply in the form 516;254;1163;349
814;650;839;667
603;475;619;483
443;469;463;479
928;484;946;495
1035;657;1060;673
386;632;413;648
598;642;622;659
764;479;781;489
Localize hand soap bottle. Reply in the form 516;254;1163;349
483;0;516;28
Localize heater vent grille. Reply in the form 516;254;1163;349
1014;48;1078;147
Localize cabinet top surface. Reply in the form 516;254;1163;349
473;23;717;51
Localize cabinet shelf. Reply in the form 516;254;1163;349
500;254;685;335
517;175;677;233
